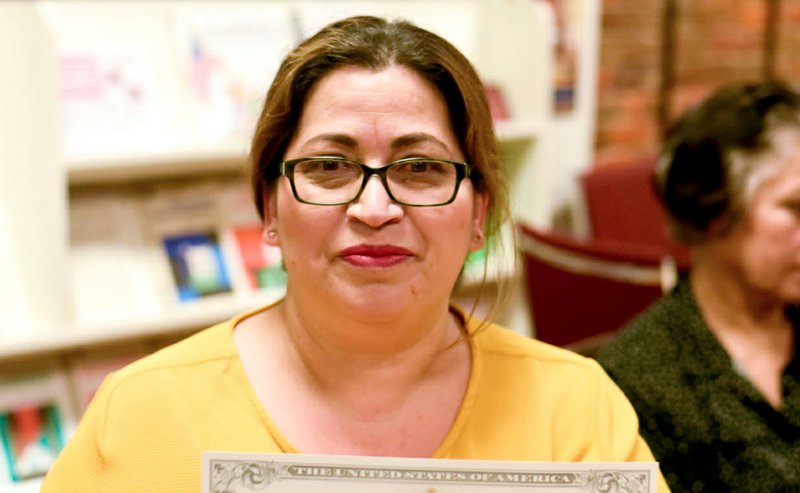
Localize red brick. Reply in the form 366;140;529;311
594;0;779;164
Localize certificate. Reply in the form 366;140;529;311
203;451;657;493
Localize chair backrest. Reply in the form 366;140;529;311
518;222;667;353
579;158;692;271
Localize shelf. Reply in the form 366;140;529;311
0;3;603;488
495;118;546;142
0;291;283;365
64;118;542;187
64;121;542;190
2;0;581;364
0;261;517;365
66;147;248;186
6;478;42;493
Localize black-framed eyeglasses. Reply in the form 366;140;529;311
279;156;472;207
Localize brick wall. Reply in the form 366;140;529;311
776;0;800;81
595;0;663;166
595;0;798;167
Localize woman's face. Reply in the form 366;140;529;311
714;127;800;303
264;64;488;319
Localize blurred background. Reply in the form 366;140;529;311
0;1;798;489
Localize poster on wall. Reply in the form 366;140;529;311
173;5;298;150
43;7;191;161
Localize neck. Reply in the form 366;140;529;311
690;256;794;380
690;252;796;409
690;253;790;335
233;294;472;454
273;291;466;391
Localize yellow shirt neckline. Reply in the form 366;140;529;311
222;301;483;457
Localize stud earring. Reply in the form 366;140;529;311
267;230;277;238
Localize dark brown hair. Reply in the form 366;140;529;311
249;15;509;243
656;80;800;243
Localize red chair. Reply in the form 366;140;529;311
518;222;671;354
579;158;692;271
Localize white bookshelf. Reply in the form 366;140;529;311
0;0;601;363
66;148;248;185
0;290;284;364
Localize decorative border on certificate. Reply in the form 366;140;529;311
203;452;657;493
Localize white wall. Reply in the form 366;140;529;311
0;2;68;343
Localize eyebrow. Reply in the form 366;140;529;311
390;133;451;153
300;132;452;153
303;133;358;149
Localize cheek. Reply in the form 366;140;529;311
417;208;475;264
276;197;339;265
752;207;800;247
739;209;800;275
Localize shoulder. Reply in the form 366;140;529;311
111;302;278;382
466;320;648;461
597;280;695;371
117;322;235;378
472;321;613;390
80;313;253;441
476;322;591;363
595;279;704;414
102;310;252;402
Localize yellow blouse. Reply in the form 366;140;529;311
41;305;670;492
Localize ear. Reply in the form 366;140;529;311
261;185;280;247
469;191;489;253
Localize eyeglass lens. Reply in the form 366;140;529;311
291;158;460;206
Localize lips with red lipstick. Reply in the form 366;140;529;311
339;245;413;267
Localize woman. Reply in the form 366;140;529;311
42;16;668;492
598;81;800;492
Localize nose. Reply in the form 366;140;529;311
346;175;404;227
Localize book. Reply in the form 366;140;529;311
144;181;254;306
0;369;76;485
162;230;233;302
217;182;286;297
68;192;164;330
0;404;63;483
230;224;286;292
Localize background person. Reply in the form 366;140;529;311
42;16;669;492
598;81;800;493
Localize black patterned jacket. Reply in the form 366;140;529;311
597;279;800;493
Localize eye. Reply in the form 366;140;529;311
784;200;800;215
302;158;352;173
410;160;443;173
394;159;449;175
319;159;344;171
301;157;343;170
